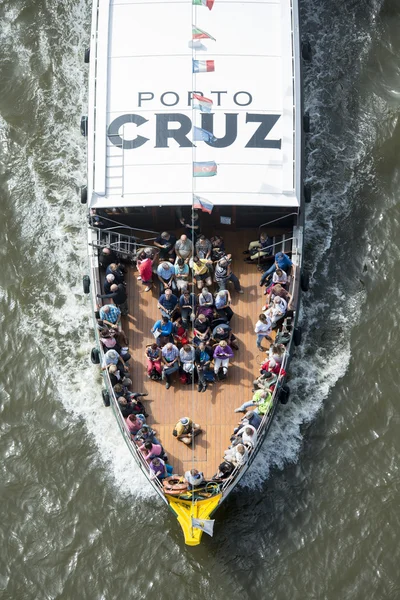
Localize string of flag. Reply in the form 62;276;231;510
192;0;216;211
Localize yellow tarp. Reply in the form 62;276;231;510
167;493;222;546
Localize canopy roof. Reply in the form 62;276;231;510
87;0;302;208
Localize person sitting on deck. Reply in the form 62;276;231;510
136;251;154;292
192;256;213;290
268;343;287;365
174;258;190;292
161;343;180;390
260;357;286;377
213;340;234;379
213;460;235;482
175;234;193;263
237;410;262;431
235;424;258;448
99;327;129;357
102;348;130;371
234;389;273;416
212;323;238;350
149;457;173;481
210;235;225;261
260;251;293;286
108;364;132;388
184;469;205;490
224;443;248;467
254;313;273;351
253;371;278;393
214;289;233;322
117;396;148;419
172;417;202;445
151;315;174;347
265;296;287;327
126;413;146;437
157;262;177;294
106;262;125;285
195;341;213;393
99;304;121;330
197;287;214;319
263;283;291;306
214;255;244;294
139;440;164;462
145;343;162;380
135;424;160;445
154;231;177;262
157;288;179;319
98;283;128;316
243;232;272;262
179;288;196;329
272;268;288;288
193;314;211;345
103;273;115;294
195;235;212;260
172;316;189;347
99;247;119;269
179;344;196;384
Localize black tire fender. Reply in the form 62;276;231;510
301;41;312;61
304;184;311;204
300;272;310;292
80;116;88;137
102;389;110;407
84;48;90;63
279;384;290;405
80;185;87;204
293;327;302;347
91;347;100;364
83;275;90;294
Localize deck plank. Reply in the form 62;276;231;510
122;228;277;478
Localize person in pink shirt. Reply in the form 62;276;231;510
139;441;163;462
126;413;146;436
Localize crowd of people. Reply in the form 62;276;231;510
95;221;293;491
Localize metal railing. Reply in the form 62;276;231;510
89;214;158;235
258;212;299;231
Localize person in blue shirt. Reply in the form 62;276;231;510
260;251;293;286
157;288;179;319
151;316;174;346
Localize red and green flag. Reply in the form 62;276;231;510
193;0;214;10
192;25;216;42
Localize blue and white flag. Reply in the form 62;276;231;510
191;517;215;537
193;126;217;144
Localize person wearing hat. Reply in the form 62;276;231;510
154;231;177;262
172;417;202;445
184;469;205;489
214;254;244;294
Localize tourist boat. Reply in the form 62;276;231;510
81;0;307;545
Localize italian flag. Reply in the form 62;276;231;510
193;93;213;113
193;0;214;10
193;161;217;177
192;25;216;41
193;60;215;73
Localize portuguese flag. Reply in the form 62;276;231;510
192;25;216;41
193;0;214;9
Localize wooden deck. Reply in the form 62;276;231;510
122;229;278;479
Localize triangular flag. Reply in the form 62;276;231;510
192;25;216;41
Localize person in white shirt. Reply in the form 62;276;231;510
254;313;273;350
184;469;205;489
224;443;248;467
265;296;287;326
272;268;288;287
235;424;257;447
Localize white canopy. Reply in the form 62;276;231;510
87;0;302;209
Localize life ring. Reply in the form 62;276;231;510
163;477;188;496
